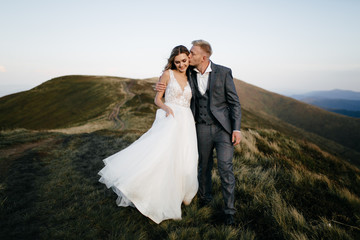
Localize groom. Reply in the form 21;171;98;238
158;40;241;225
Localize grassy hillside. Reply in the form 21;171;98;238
1;75;360;239
234;80;360;164
1;75;360;160
1;127;359;239
1;75;360;165
0;75;157;131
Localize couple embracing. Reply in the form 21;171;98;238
98;40;242;226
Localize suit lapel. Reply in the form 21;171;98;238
208;62;217;98
189;68;198;92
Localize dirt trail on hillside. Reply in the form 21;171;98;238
47;81;139;135
0;137;59;180
0;138;58;159
107;81;136;130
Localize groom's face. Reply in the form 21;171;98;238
189;46;203;67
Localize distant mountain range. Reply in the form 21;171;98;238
292;89;360;100
291;89;360;118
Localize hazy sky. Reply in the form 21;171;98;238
1;0;359;97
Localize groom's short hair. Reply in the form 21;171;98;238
192;40;212;57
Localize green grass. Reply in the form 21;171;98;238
1;75;360;239
0;75;156;130
234;79;360;159
1;75;360;164
1;128;359;239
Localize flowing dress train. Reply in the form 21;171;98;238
98;70;198;224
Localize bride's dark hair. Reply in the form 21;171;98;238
163;45;190;71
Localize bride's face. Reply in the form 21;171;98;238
174;53;189;73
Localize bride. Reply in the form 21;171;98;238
98;45;198;224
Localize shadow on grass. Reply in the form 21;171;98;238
1;129;359;239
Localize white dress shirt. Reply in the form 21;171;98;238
194;62;212;95
195;62;241;134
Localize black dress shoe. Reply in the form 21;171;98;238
225;214;235;226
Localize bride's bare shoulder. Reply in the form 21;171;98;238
159;70;170;84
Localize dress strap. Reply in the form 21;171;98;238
169;69;175;82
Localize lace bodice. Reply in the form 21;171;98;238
165;70;192;108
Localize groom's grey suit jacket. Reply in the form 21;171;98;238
188;62;241;134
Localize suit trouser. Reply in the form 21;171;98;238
196;123;236;215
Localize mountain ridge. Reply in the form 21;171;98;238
233;79;360;158
1;75;360;164
292;89;360;100
290;89;360;118
1;75;360;239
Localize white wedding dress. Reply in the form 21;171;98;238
98;70;198;224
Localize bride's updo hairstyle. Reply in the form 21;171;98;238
163;45;190;71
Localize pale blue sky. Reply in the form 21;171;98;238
1;0;359;97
